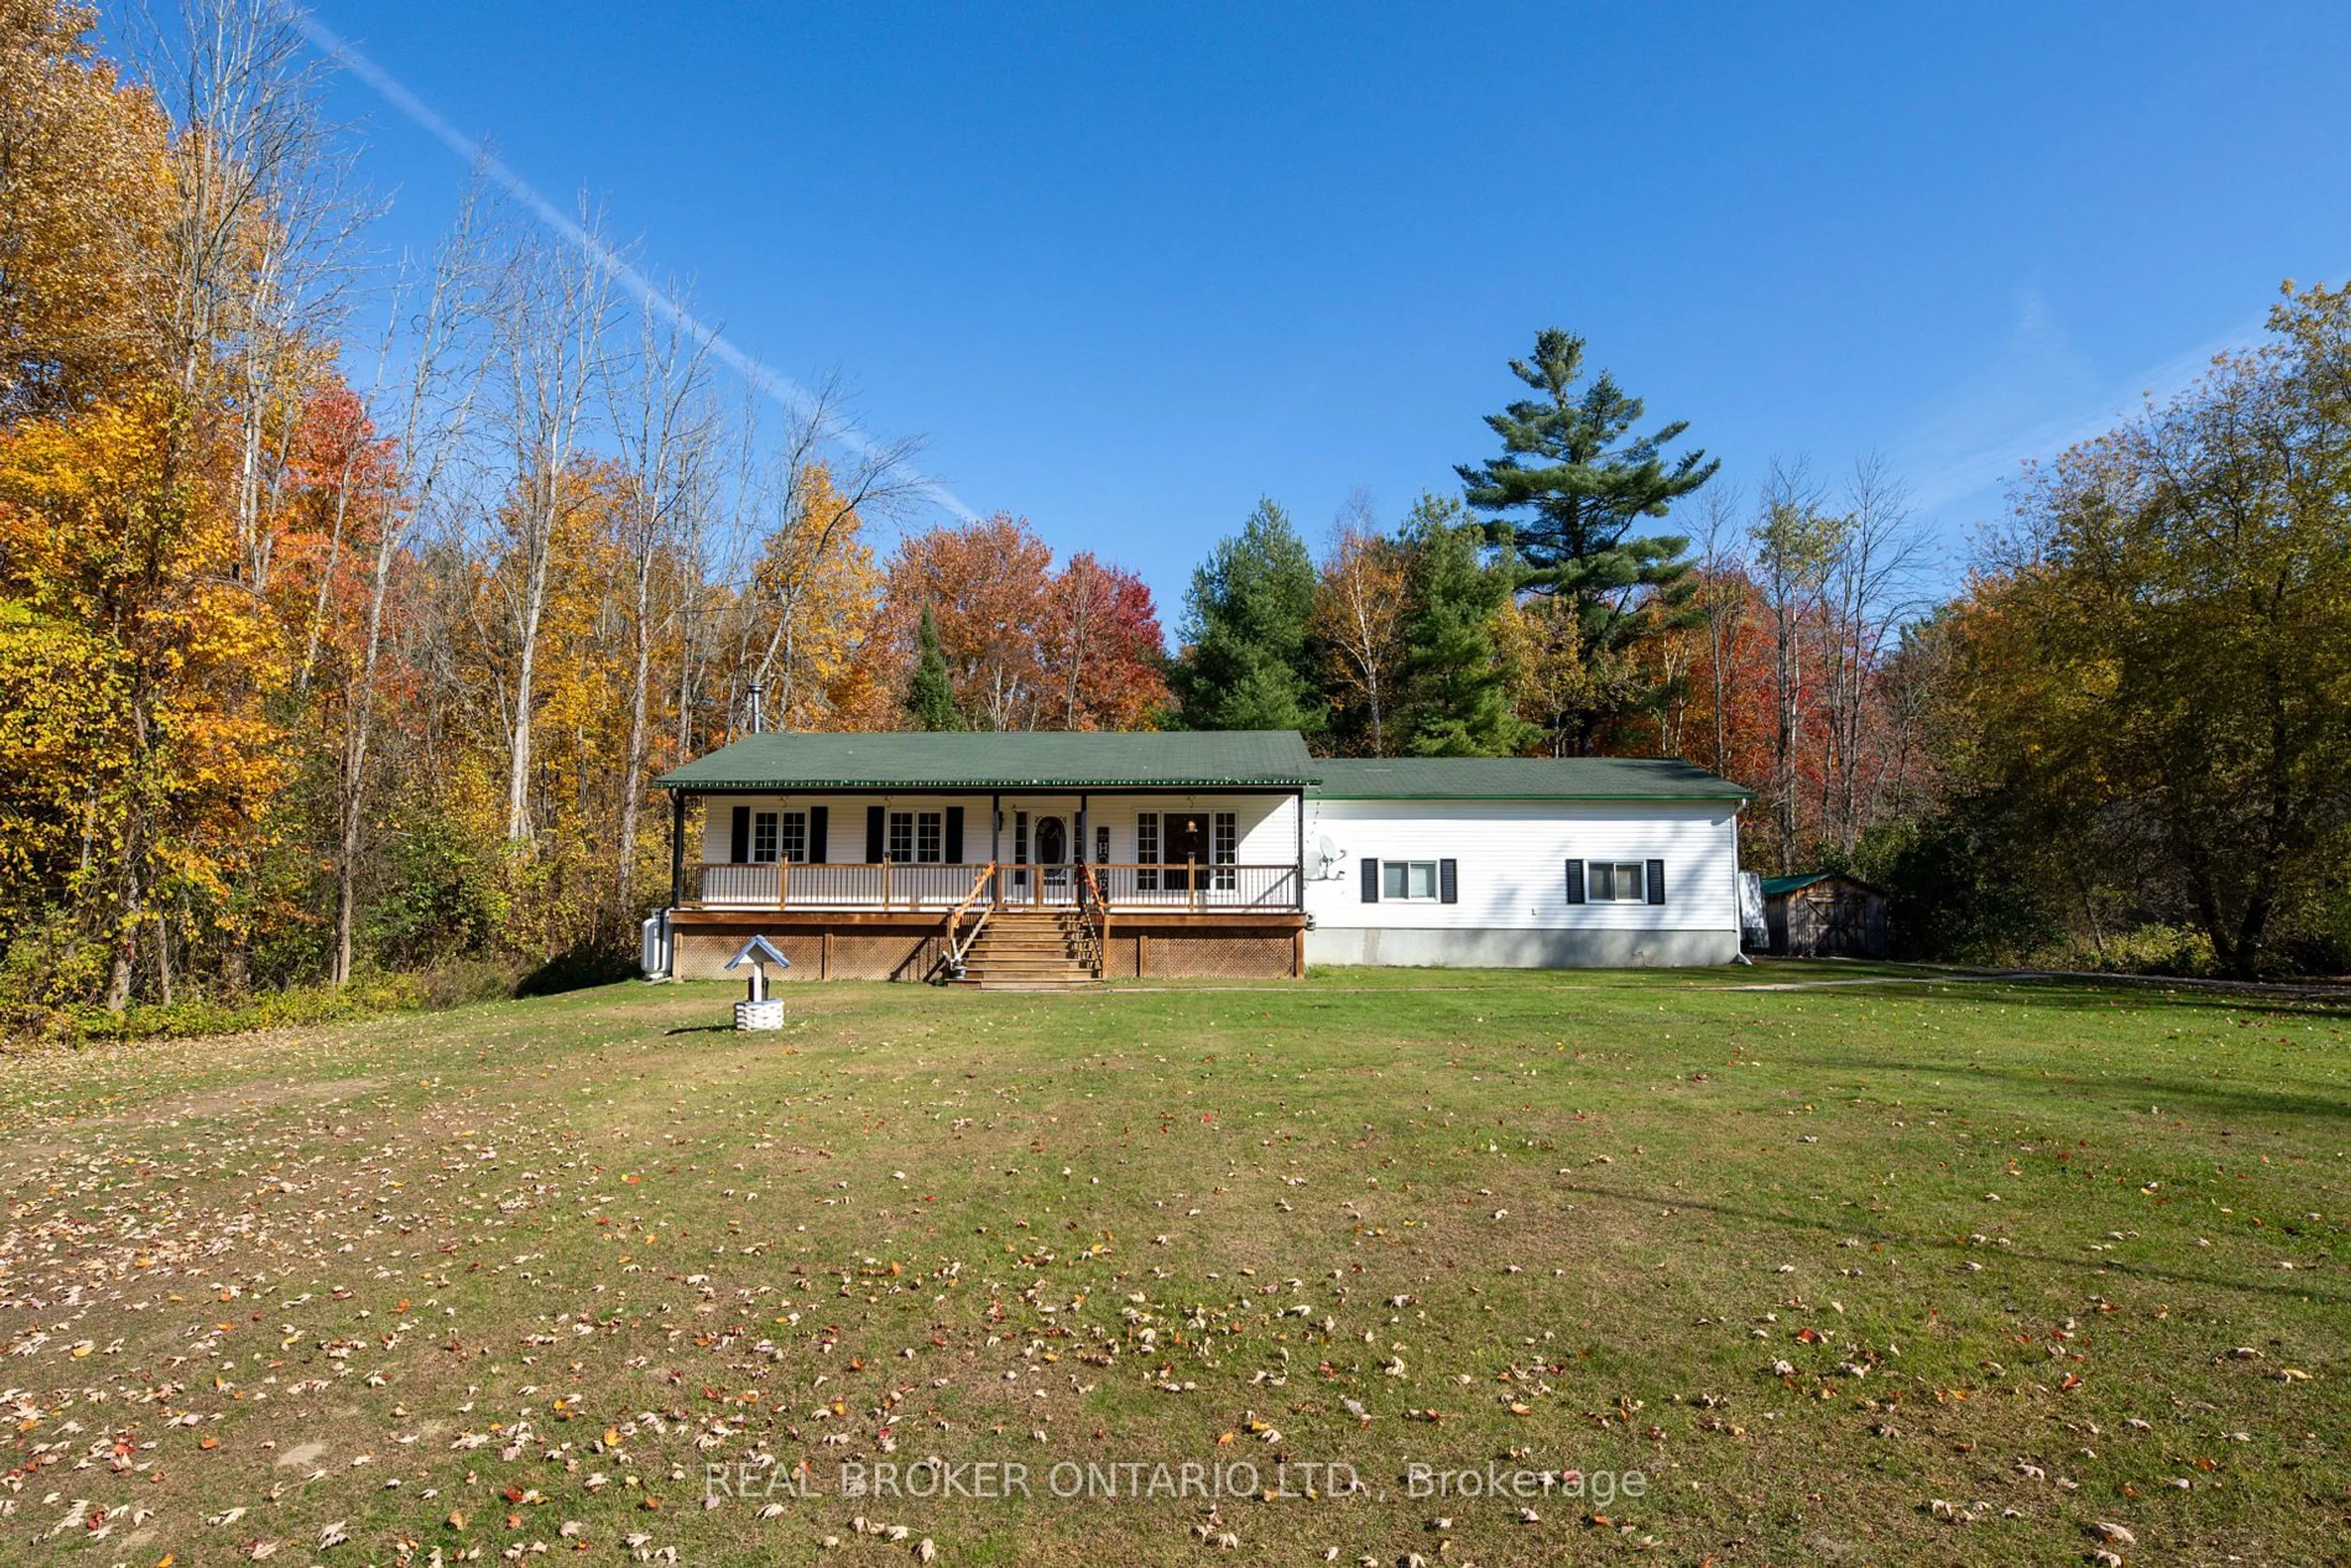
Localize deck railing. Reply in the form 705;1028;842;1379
688;861;1299;912
1089;862;1300;910
691;861;985;910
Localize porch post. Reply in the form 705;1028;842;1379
669;792;686;910
1294;787;1305;910
1077;794;1087;863
990;792;1002;902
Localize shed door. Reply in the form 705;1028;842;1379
1821;893;1859;956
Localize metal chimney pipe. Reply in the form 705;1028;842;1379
748;681;765;735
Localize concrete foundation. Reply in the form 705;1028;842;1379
1305;926;1738;969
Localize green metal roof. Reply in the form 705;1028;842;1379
658;731;1755;802
1307;756;1752;802
656;730;1318;792
1760;872;1881;898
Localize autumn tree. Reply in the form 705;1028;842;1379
0;397;285;1008
885;514;1053;731
1494;593;1596;760
0;6;968;1013
0;1;326;1008
1041;552;1168;730
1311;493;1406;756
1944;282;2351;976
734;377;926;735
0;0;173;415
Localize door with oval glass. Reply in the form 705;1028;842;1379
1033;814;1069;904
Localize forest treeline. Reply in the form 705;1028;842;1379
2;2;2346;1037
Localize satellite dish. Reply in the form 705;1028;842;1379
1313;835;1346;878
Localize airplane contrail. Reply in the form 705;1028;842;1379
293;9;978;522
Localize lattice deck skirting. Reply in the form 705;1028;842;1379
1104;926;1301;980
670;912;1302;983
671;927;948;982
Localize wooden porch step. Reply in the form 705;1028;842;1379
953;908;1100;988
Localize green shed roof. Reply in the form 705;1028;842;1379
656;730;1318;792
1760;872;1881;899
1308;756;1751;802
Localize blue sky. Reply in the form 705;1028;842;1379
277;2;2351;613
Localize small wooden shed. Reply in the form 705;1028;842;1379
1761;872;1889;959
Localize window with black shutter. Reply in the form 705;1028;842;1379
1564;859;1585;904
864;806;885;863
945;806;964;863
1646;858;1667;905
1360;857;1380;903
730;806;750;863
807;806;828;862
1439;858;1457;904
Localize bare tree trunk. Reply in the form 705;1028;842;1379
493;213;613;843
602;293;718;910
616;565;655;904
105;857;140;1012
1751;465;1837;870
1695;490;1745;778
1818;456;1927;857
328;186;487;984
505;529;554;840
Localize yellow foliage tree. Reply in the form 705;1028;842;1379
0;396;285;1007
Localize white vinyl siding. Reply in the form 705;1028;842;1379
1305;798;1738;934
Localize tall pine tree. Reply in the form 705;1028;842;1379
1457;328;1717;751
1172;498;1323;732
902;605;962;730
1395;495;1535;757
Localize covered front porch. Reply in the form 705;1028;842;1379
650;729;1319;983
661;781;1308;918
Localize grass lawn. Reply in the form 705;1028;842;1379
1;965;2344;1567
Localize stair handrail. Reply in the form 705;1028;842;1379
1077;860;1108;978
940;861;999;980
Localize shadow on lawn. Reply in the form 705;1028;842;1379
1727;966;2351;1019
1782;1052;2351;1123
1555;1178;2345;1307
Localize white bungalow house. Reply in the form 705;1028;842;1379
648;730;1749;985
